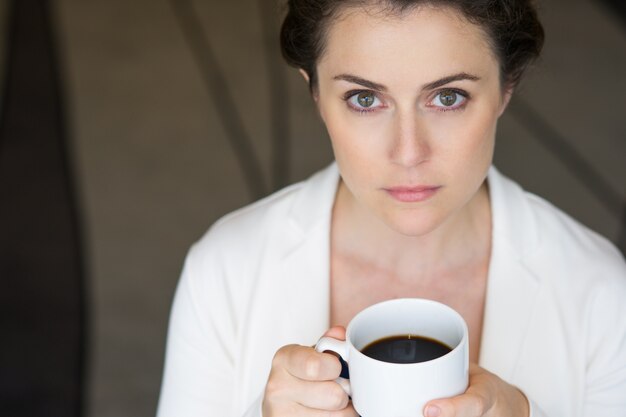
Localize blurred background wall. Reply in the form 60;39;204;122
0;0;624;416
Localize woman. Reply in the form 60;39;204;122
156;1;626;416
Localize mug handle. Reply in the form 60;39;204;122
315;336;352;396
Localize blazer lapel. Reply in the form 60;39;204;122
281;222;332;345
278;163;340;346
479;167;542;381
479;243;539;380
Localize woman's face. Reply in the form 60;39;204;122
314;5;510;236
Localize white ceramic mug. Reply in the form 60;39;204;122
315;298;469;417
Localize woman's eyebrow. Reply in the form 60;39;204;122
333;72;480;92
333;74;387;91
421;72;480;91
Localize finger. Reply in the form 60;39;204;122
274;344;342;381
264;398;358;417
424;394;485;417
323;326;347;340
424;365;494;417
294;379;351;410
285;403;359;417
304;401;359;417
333;401;359;417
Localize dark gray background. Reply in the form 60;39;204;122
0;0;624;416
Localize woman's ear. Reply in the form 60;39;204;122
299;68;321;105
299;68;310;84
499;85;514;116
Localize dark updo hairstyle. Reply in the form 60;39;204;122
280;0;544;92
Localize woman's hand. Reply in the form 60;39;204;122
262;326;358;417
424;364;529;417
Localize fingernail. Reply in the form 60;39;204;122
425;405;441;417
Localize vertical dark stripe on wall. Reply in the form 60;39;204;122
258;0;291;191
170;0;269;200
0;0;86;416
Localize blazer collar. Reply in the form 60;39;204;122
479;167;541;380
280;163;340;344
287;162;340;236
487;166;540;260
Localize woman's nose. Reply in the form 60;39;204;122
389;111;431;167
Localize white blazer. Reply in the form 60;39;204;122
156;163;626;417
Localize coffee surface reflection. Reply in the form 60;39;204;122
361;335;452;364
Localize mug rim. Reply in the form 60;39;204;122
345;298;469;367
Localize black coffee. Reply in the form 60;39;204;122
361;335;452;364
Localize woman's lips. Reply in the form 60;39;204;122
384;186;441;203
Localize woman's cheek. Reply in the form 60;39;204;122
437;109;496;155
328;114;383;154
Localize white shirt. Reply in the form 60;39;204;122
156;164;626;417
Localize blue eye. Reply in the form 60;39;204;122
348;91;382;111
431;89;467;109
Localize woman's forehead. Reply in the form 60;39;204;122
317;4;499;85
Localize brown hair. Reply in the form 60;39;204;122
280;0;544;91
